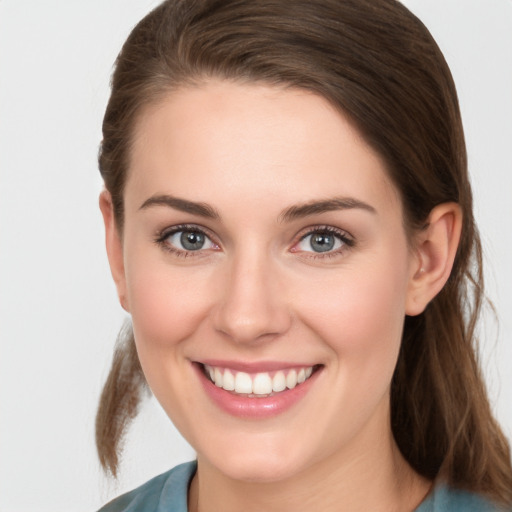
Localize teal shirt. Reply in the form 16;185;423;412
98;461;508;511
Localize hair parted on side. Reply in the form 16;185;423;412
96;0;512;504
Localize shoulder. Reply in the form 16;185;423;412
97;461;197;512
416;482;511;512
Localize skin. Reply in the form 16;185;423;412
101;81;462;511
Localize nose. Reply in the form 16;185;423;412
212;250;292;344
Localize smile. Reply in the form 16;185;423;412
195;361;323;418
203;364;316;397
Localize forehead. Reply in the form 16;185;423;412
126;80;401;217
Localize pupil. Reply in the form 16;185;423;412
181;231;204;250
311;233;334;252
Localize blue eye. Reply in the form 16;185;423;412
296;229;352;254
160;227;217;253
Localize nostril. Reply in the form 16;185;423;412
211;266;292;343
213;304;293;345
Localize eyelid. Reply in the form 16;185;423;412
290;225;355;255
156;223;216;241
155;223;220;255
154;223;354;258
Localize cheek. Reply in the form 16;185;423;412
123;254;214;425
124;251;213;351
297;251;410;365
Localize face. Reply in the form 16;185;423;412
111;81;422;483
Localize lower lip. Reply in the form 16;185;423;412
194;364;321;419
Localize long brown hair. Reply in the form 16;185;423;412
96;0;512;503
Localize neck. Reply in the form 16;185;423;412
188;420;431;512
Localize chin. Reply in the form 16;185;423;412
199;436;319;484
217;457;300;483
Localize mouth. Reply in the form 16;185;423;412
200;363;322;398
194;361;323;418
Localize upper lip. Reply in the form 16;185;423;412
196;359;319;373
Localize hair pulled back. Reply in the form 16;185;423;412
96;0;512;504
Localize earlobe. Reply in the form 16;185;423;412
99;190;130;312
405;202;462;316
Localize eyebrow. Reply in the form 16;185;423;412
139;194;376;222
139;194;220;219
279;197;376;222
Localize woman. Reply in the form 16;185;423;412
95;0;512;510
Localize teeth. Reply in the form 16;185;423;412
286;369;297;389
214;367;223;387
272;371;286;392
223;369;235;391
234;372;253;394
204;365;316;396
253;373;273;395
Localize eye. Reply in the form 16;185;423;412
292;227;354;255
156;225;218;255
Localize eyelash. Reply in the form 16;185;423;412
155;224;219;258
154;224;355;259
292;225;355;259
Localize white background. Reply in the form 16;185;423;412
0;1;511;510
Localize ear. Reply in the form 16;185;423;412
99;190;130;312
406;202;462;316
